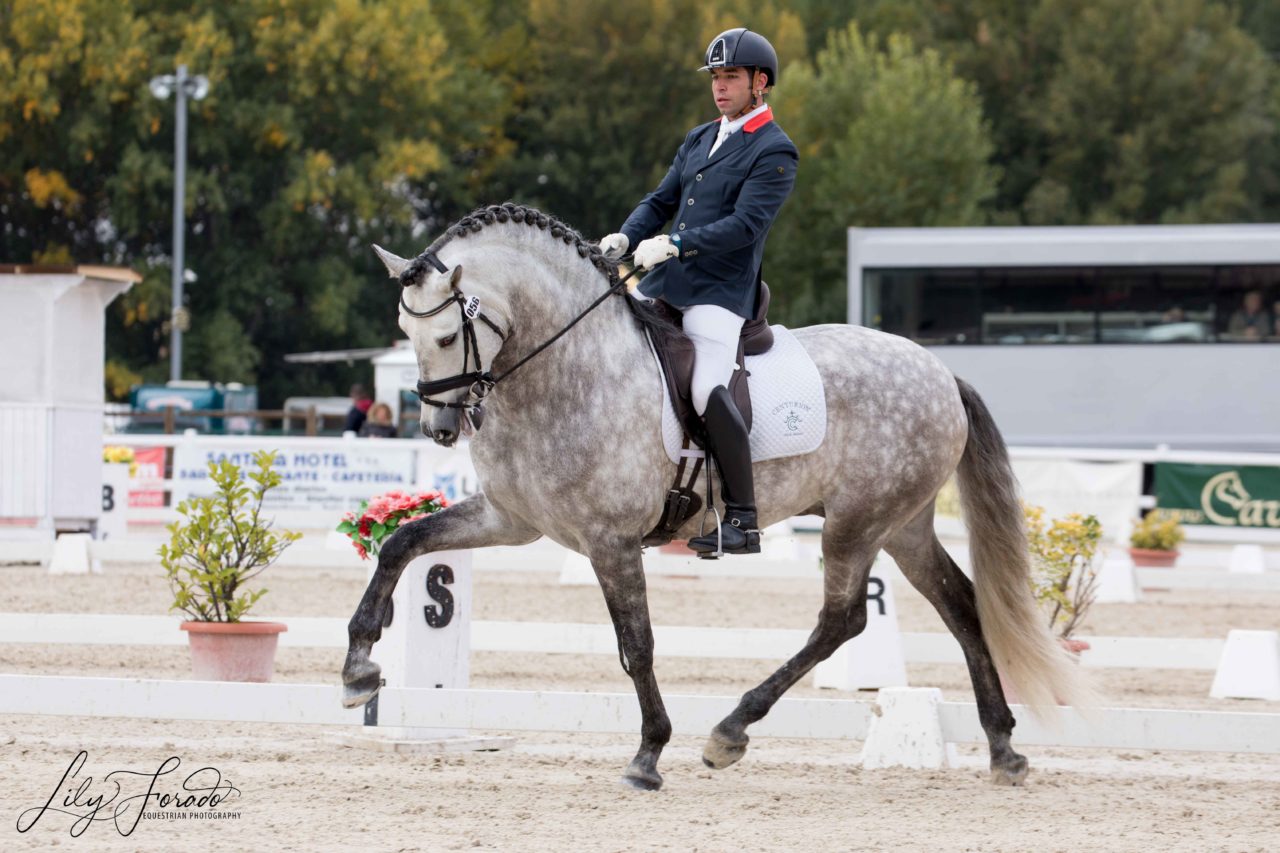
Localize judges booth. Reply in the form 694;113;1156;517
0;265;138;538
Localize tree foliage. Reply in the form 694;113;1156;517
768;24;997;323
2;0;1278;396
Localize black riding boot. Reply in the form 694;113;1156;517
688;385;760;556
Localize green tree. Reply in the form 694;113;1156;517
0;0;513;403
850;0;1275;225
768;24;998;324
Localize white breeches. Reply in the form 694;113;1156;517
682;304;745;416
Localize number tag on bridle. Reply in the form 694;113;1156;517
463;295;481;320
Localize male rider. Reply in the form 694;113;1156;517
600;28;797;555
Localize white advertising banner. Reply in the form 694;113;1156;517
415;442;481;504
171;443;417;511
1011;459;1143;545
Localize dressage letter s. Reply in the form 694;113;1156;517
423;564;455;628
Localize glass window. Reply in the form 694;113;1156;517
979;268;1095;344
865;264;1280;344
1215;266;1280;342
1095;267;1215;343
865;268;981;344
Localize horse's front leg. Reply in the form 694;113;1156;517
590;544;672;791
342;493;536;708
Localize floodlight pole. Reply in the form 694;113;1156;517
170;64;189;383
150;64;208;382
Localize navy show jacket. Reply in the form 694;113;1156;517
620;108;798;320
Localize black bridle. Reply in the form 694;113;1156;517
401;250;638;423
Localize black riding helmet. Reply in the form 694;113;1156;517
699;28;779;88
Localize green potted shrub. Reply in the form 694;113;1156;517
1128;511;1185;568
1024;504;1103;654
159;450;301;682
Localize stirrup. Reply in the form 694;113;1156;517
694;504;724;560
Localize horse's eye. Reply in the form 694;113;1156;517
438;332;457;348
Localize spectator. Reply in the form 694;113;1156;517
343;384;373;433
1227;290;1271;339
358;402;397;438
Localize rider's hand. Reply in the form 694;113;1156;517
599;233;629;260
634;235;679;270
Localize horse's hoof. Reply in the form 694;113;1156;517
990;754;1029;786
620;771;663;792
621;757;663;791
702;729;748;770
341;661;383;709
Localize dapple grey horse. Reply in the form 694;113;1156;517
342;203;1086;791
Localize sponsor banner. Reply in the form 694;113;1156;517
129;446;167;508
1154;463;1280;528
934;460;1142;544
1011;459;1143;545
415;443;481;504
172;443;416;512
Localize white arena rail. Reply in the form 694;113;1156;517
0;675;1276;755
0;613;1228;671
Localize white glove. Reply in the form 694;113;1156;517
599;232;629;260
633;235;679;270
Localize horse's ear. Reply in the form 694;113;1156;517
449;264;463;288
372;244;411;279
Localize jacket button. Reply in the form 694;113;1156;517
678;223;686;230
696;174;703;181
687;198;695;206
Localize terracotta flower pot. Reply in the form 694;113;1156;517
180;621;287;682
1128;547;1179;568
658;539;690;555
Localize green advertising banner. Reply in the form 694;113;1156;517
1154;463;1280;528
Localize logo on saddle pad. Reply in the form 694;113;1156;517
772;401;812;436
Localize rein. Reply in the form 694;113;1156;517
403;250;639;421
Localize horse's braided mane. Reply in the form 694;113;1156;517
400;201;682;350
400;202;617;288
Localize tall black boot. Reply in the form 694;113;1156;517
688;385;760;556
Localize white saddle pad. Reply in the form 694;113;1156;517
650;325;827;465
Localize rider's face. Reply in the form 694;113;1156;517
710;67;761;119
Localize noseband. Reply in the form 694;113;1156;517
402;250;637;424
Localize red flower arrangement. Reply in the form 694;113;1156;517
335;489;449;560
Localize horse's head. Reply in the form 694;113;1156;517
373;244;506;446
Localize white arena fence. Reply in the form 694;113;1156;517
1;674;1276;756
0;612;1234;672
8;535;1280;591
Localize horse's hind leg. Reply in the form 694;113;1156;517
342;494;537;709
590;542;672;791
884;509;1027;785
703;518;879;770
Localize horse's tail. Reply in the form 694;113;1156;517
953;377;1092;715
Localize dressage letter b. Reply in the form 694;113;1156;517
423;564;455;628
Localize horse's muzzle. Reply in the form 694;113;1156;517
427;405;461;447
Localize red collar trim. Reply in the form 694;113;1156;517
743;107;774;133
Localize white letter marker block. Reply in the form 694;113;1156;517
1210;629;1280;701
1229;544;1266;575
48;533;92;575
813;568;908;690
369;550;472;737
860;687;956;770
97;464;131;542
1094;552;1141;604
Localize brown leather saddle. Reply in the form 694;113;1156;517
642;282;775;546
